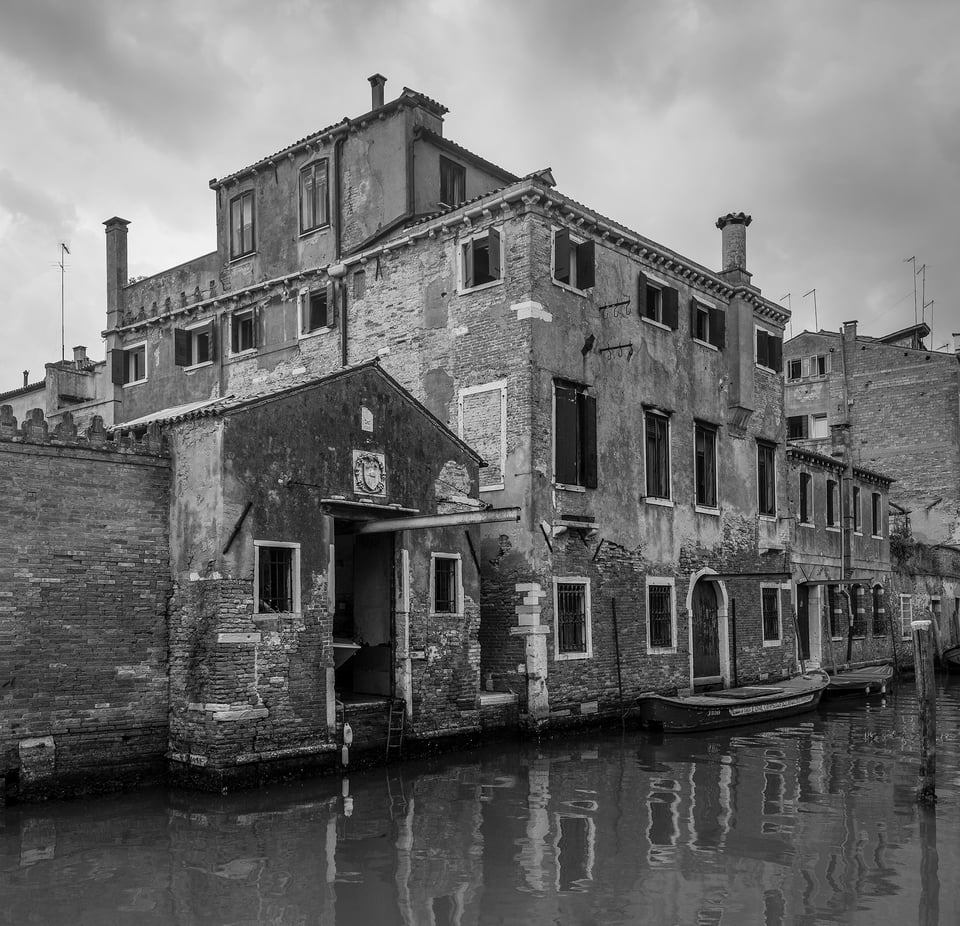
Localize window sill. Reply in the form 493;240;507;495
758;514;777;522
694;505;720;516
646;497;674;508
122;379;147;388
555;651;592;661
647;646;677;655
298;223;331;240
871;534;883;540
692;337;719;352
554;483;587;493
551;278;591;297
755;363;780;375
298;325;335;342
826;525;840;532
799;521;815;529
641;316;673;333
183;360;214;374
854;531;863;537
479;484;505;493
229;251;257;264
459;278;503;296
762;638;782;648
229;348;258;359
430;612;463;619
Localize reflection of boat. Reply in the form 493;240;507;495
821;664;894;699
634;672;829;732
941;644;960;673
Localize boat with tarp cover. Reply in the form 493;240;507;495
634;671;829;732
821;663;894;699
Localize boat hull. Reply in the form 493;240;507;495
942;645;960;673
634;673;829;732
822;664;894;699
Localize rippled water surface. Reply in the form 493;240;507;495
3;677;960;925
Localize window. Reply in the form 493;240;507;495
762;586;781;643
254;541;300;613
756;328;783;372
799;472;812;524
900;594;913;639
431;554;462;615
111;342;147;386
787;415;808;440
461;227;502;290
645;411;671;501
299;287;330;336
872;586;885;635
459;380;507;491
787;358;803;381
229;190;255;259
852;486;862;533
757;441;777;516
638;273;678;329
828;585;843;638
174;321;215;368
871;492;882;537
553;228;595;291
647;579;675;651
230;308;257;354
690;298;725;348
694;422;718;509
353;270;366;299
811;353;830;376
852;585;867;636
554;381;597;488
439;156;466;208
826;479;838;527
554;578;591;659
811;415;828;439
299;160;329;234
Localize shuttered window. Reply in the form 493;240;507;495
439;156;466;208
174;321;215;367
299;287;330;335
799;472;812;524
852;585;867;636
111;343;147;385
757;440;776;516
645;412;670;500
638;273;679;329
554;381;597;488
826;479;838;526
689;298;725;347
462;227;502;290
872;586;885;634
553;228;595;291
756;328;783;372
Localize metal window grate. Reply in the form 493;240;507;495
557;583;587;653
762;587;780;641
852;587;867;635
434;558;457;613
649;585;672;648
258;547;293;612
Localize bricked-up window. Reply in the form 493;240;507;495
174;321;215;367
852;486;862;532
254;541;300;613
828;585;843;638
787;358;803;381
299;287;330;336
755;328;783;372
299;159;329;234
757;441;777;516
826;479;838;527
430;554;461;615
111;342;147;386
554;381;597;488
761;586;781;643
899;594;913;639
871;492;882;536
553;228;595;291
645;411;671;500
872;585;885;634
852;585;867;636
229;190;255;259
695;422;717;509
554;579;591;658
461;227;502;290
690;298;725;348
439;156;466;208
647;582;674;649
231;308;258;354
787;415;808;440
638;273;678;328
460;380;507;491
799;472;812;524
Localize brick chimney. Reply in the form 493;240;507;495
953;332;960;354
73;345;87;367
368;73;386;110
843;320;858;342
104;217;130;330
716;212;752;282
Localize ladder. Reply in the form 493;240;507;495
386;699;405;760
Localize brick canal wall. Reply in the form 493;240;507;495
0;407;171;800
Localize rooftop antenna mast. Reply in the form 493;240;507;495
780;293;792;338
803;288;818;330
917;263;928;321
904;256;917;324
58;242;70;363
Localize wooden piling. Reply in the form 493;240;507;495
912;619;937;805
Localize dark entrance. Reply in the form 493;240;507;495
797;585;811;661
692;580;721;685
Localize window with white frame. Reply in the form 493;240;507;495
112;341;147;386
554;578;591;659
430;553;462;615
460;227;502;291
174;319;215;368
787;358;803;381
811;353;830;376
459;380;507;491
871;492;883;537
646;578;676;651
638;272;678;329
761;585;781;643
439;156;466;208
690;297;725;348
553;228;595;292
299;286;331;336
872;585;885;635
757;440;777;517
299;159;329;234
254;541;300;613
229;189;255;259
230;308;257;354
645;410;671;501
900;594;913;639
811;414;829;439
694;422;718;509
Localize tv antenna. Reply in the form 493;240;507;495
58;242;70;363
904;256;917;324
803;288;818;330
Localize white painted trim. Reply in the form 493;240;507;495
686;569;731;688
553;576;593;660
297;285;334;341
511;300;552;321
640;315;672;333
693;421;719;511
253;540;301;613
645;576;677;654
692;337;719;352
457;225;505;294
760;582;782;646
120;340;148;387
643;409;672;502
429;552;463;617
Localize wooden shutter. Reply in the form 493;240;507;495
662;287;679;330
206;320;217;361
756;329;769;367
488;227;501;281
230;314;240;353
769;335;783;372
637;272;648;318
111;349;126;385
689;297;698;334
252;307;261;348
553;229;570;283
709;307;725;348
581;392;598;489
174;328;191;366
576;239;595;289
554;383;578;485
462;239;474;289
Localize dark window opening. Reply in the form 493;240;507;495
112;344;147;385
762;587;780;641
231;309;257;353
553;228;595;290
645;412;670;500
649;584;673;648
756;328;783;372
799;472;812;523
174;323;215;367
258;546;294;613
439;156;466;208
433;557;458;614
872;586;885;635
757;441;777;516
557;582;587;654
299;160;329;234
638;273;678;329
689;298;725;348
852;486;862;532
229;190;255;259
462;227;502;289
787;358;802;381
852;586;867;636
695;423;717;508
871;492;882;536
787;415;808;440
302;288;329;334
828;585;843;638
826;479;838;526
554;381;597;488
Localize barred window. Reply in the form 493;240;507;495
431;555;460;615
255;542;300;613
648;583;673;649
872;586;885;635
762;587;780;642
555;580;590;657
852;585;867;636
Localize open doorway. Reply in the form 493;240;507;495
333;522;394;698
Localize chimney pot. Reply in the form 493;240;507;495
843;320;858;340
952;332;960;354
23;370;29;387
73;345;87;366
368;73;386;110
716;212;752;274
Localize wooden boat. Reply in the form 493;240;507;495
821;663;894;699
634;671;829;732
940;644;960;672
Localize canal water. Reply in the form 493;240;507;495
2;677;959;925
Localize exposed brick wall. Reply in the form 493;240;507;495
0;409;171;798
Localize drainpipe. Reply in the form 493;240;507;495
334;132;347;366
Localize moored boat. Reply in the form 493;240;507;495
941;644;960;673
821;663;894;699
633;671;829;732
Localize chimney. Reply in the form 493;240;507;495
368;73;386;110
843;320;858;343
716;212;752;279
23;370;29;388
73;345;87;367
104;217;130;330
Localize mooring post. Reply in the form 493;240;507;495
912;618;937;804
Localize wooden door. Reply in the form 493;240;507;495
692;580;721;681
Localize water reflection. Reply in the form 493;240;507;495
2;678;960;925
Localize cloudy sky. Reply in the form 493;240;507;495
1;0;957;392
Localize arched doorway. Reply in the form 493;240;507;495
687;572;730;689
